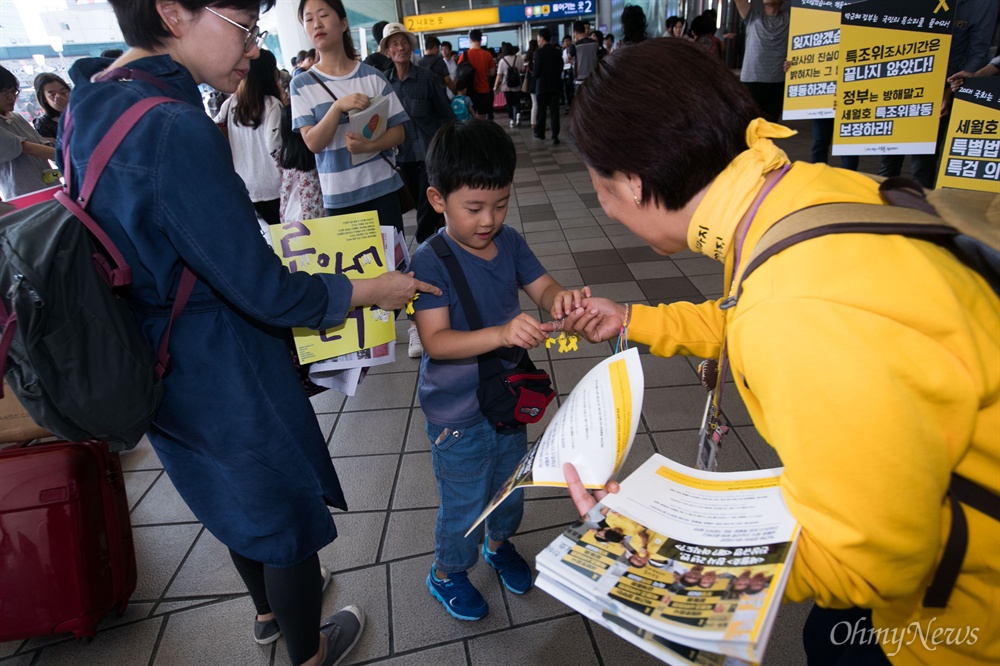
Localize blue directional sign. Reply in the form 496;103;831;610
498;1;596;23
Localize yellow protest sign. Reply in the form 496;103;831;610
937;78;1000;192
270;212;395;363
832;0;953;156
783;0;847;120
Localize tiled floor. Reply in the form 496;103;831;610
0;117;885;666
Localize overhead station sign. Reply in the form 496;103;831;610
404;1;596;33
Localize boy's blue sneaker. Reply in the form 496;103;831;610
426;567;489;621
482;541;533;594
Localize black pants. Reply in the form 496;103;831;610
536;91;560;141
811;119;860;170
253;198;281;225
230;549;322;665
803;606;892;666
326;189;403;234
472;91;494;120
744;81;785;123
504;90;521;122
398;160;443;244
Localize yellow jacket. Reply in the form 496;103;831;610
628;162;1000;664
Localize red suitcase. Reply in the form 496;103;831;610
0;439;136;642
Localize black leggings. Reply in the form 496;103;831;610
229;549;322;665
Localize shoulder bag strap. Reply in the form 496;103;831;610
428;235;520;373
308;70;401;174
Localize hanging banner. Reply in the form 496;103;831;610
783;0;850;120
832;0;953;156
936;77;1000;192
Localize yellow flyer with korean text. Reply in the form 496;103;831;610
937;77;1000;192
270;212;395;364
784;0;851;120
832;0;953;156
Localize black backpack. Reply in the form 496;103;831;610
504;57;521;89
455;58;475;92
0;85;195;451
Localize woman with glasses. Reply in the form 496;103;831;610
59;3;439;665
32;73;71;140
214;48;284;224
0;65;55;201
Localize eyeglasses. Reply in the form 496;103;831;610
0;88;19;97
204;7;268;53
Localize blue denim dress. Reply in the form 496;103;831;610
61;56;352;567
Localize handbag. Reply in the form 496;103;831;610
493;90;507;111
307;71;415;214
428;235;555;431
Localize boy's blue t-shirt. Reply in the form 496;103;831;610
411;227;547;428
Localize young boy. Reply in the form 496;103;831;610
450;79;475;120
410;120;588;621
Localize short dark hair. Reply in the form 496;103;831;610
297;49;308;61
592;30;604;42
620;4;648;43
109;0;275;50
297;0;357;60
33;72;70;118
690;15;715;37
665;16;684;31
371;20;388;42
571;39;759;211
100;48;124;58
573;20;586;34
425;36;441;49
441;40;452;50
426;120;516;198
538;27;552;41
605;33;615;43
0;65;19;93
469;28;482;42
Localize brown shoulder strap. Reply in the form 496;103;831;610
730;202;954;303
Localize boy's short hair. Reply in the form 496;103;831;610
425;35;441;49
538;27;552;41
469;28;483;42
441;40;452;50
426;120;516;198
455;78;468;93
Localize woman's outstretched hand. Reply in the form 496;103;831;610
563;462;620;518
352;271;441;311
562;297;627;343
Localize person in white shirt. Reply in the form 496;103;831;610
215;49;283;224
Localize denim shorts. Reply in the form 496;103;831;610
426;416;527;573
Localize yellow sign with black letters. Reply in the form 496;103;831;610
784;0;851;120
832;0;953;156
937;77;1000;192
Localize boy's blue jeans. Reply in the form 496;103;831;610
426;417;527;574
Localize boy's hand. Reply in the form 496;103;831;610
550;286;592;322
563;297;626;343
500;313;552;350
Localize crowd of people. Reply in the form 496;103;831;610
0;1;997;665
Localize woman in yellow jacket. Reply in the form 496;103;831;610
559;39;999;665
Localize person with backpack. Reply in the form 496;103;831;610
494;43;523;128
57;2;440;666
560;39;999;665
457;29;495;120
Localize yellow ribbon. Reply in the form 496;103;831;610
687;118;796;264
405;293;419;315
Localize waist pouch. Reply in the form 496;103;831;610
477;355;555;431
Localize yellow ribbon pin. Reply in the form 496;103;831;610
405;293;419;315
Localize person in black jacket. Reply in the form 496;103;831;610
533;28;563;145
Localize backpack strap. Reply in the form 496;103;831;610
924;474;1000;608
58;85;197;381
428;234;527;373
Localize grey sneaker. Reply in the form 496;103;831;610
253;566;333;645
320;605;365;666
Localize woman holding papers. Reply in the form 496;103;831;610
290;0;408;234
561;39;999;665
59;2;439;665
